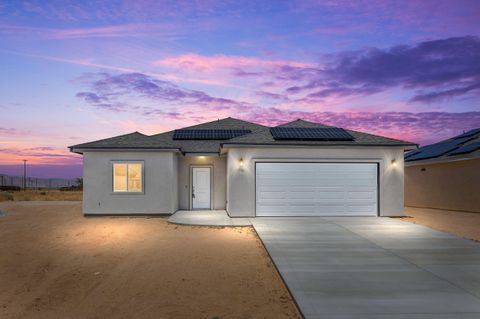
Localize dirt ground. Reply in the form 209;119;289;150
0;190;83;202
0;202;300;319
403;206;480;241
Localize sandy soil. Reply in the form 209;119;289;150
0;202;300;319
403;206;480;241
0;190;83;202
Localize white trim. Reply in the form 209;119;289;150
184;152;220;157
73;148;180;154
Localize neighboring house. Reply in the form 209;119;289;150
69;118;415;217
405;128;480;213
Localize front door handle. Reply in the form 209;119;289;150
192;186;195;198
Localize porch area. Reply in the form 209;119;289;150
168;210;252;226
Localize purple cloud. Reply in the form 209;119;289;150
287;36;480;103
256;90;290;101
0;127;17;135
76;92;107;104
76;72;250;115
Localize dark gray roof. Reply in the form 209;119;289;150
70;117;416;154
69;132;178;152
405;128;480;162
224;119;416;147
149;118;267;153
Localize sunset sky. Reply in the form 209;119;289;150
1;0;480;178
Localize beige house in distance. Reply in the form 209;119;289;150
70;117;416;217
405;128;480;213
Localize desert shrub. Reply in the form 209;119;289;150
40;192;47;195
60;186;82;191
0;191;14;201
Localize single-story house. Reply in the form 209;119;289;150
405;128;480;213
70;118;416;217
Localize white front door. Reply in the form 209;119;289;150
192;167;211;209
256;162;378;216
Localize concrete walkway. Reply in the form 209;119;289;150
252;217;480;319
168;210;251;226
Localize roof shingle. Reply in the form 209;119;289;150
70;117;417;154
224;119;416;147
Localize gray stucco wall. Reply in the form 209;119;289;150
177;155;227;210
226;147;406;217
83;151;178;214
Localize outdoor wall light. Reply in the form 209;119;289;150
239;158;244;167
391;159;397;166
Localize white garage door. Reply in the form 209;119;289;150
256;162;378;216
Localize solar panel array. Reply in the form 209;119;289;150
449;141;480;156
405;136;474;161
270;127;355;141
453;128;480;139
172;129;251;140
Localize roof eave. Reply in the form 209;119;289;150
405;153;480;166
183;152;221;157
221;142;417;149
69;147;181;154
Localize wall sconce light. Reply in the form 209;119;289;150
391;159;397;166
239;158;244;167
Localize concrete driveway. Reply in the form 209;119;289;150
251;217;480;319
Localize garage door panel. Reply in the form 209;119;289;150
316;191;345;200
347;190;376;200
348;204;377;213
258;191;286;200
288;192;316;200
256;163;378;216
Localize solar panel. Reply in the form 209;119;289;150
405;136;473;161
270;127;354;141
404;150;420;159
449;141;480;156
453;128;480;139
172;129;251;140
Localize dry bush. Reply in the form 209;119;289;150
0;191;14;202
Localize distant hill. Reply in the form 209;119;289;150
0;174;78;189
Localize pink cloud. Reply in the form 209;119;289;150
153;53;320;93
0;146;81;165
155;53;313;72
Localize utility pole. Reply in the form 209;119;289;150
23;160;27;191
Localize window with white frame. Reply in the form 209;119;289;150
113;162;143;193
